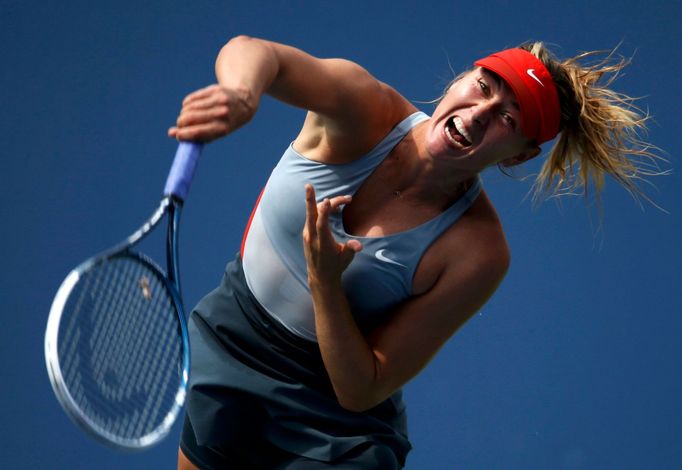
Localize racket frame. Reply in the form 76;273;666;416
45;195;190;450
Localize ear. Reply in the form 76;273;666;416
500;146;541;167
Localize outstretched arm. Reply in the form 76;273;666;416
169;36;411;156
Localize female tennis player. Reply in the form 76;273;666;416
169;36;656;469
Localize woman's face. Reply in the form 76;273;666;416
424;67;539;172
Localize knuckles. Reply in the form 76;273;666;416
215;91;229;105
215;105;230;118
174;84;254;142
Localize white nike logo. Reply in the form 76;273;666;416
375;249;407;268
526;69;545;87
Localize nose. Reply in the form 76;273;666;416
470;100;497;128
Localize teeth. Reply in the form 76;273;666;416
453;117;472;143
445;124;463;147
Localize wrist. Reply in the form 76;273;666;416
308;273;343;297
232;84;259;116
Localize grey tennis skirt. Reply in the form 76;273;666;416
180;255;411;469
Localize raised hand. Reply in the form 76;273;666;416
168;84;257;142
302;184;363;286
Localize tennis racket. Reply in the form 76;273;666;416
44;141;203;450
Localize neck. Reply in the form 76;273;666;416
390;122;477;208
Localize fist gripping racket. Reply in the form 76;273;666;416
45;141;203;450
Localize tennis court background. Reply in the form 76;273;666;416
1;1;680;468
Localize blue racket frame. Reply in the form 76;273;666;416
45;142;202;450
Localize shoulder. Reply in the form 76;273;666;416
448;190;510;281
293;79;417;164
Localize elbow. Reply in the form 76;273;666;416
336;358;389;412
217;36;248;63
222;35;277;54
334;379;386;413
337;395;377;414
217;35;264;61
224;34;255;47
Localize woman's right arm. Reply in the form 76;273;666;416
169;36;412;159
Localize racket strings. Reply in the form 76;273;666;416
89;262;161;436
57;255;183;442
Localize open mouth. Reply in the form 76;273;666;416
445;116;472;148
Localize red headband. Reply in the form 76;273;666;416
474;48;561;144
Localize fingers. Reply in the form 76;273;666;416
181;93;229;116
315;194;352;237
175;106;230;130
181;84;222;106
345;239;363;253
169;85;234;142
314;198;335;251
303;185;361;279
304;184;318;242
327;195;353;211
168;121;229;142
304;185;353;243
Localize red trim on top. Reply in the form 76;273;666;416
240;187;266;258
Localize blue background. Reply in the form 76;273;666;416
2;1;680;468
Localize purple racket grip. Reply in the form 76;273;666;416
163;142;204;200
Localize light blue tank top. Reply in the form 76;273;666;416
241;111;482;341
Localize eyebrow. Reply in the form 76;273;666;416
481;68;520;111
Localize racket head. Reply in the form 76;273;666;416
45;250;190;450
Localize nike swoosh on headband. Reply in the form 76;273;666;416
526;69;545;87
375;249;407;268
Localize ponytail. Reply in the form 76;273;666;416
519;43;667;205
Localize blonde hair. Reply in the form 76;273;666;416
519;42;667;206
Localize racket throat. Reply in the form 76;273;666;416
166;199;183;294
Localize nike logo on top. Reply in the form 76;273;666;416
375;249;407;268
526;69;545;87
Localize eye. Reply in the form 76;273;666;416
501;112;516;129
477;79;490;95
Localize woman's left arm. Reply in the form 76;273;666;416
303;186;510;412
